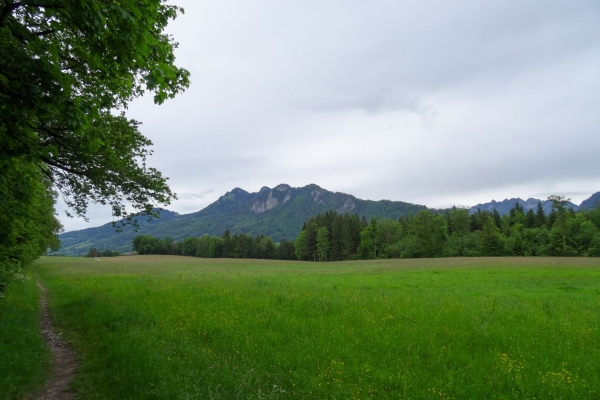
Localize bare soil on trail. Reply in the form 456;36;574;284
32;281;78;400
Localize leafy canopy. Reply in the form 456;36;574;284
0;0;189;288
0;0;190;220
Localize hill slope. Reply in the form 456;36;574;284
579;192;600;210
57;209;180;255
57;184;427;255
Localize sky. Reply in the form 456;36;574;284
57;0;600;232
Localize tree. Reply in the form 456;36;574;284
548;195;571;256
276;239;296;260
359;217;380;259
378;219;402;257
341;213;362;259
263;238;276;259
525;208;536;228
480;216;502;256
408;210;447;258
1;1;189;222
449;207;470;255
294;230;306;261
316;226;330;261
0;160;61;289
1;0;189;290
535;201;547;227
222;230;232;258
492;209;502;229
569;213;598;255
181;237;199;257
85;248;100;258
162;237;175;255
302;221;318;261
509;203;526;227
208;237;223;258
329;215;342;261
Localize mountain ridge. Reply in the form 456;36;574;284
469;192;600;216
468;197;578;216
57;183;427;255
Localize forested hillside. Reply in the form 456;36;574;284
580;191;600;210
57;184;426;255
57;209;180;256
134;196;600;261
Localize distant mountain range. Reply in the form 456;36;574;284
469;191;600;215
57;184;426;255
469;198;577;215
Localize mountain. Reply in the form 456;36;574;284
579;192;600;210
469;197;579;216
57;183;427;255
57;209;180;256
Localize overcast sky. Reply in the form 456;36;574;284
57;0;600;232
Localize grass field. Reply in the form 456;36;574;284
0;271;50;400
24;256;600;398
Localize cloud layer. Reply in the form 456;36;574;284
57;0;600;231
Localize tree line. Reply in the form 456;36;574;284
132;196;600;262
296;196;600;260
85;249;120;258
132;230;297;260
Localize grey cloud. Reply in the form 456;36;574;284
58;0;600;232
177;189;215;201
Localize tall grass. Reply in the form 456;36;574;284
38;256;600;399
0;271;50;400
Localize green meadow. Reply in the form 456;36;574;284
9;256;600;399
0;271;50;400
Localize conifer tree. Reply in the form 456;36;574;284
535;201;547;228
480;216;502;256
316;227;330;262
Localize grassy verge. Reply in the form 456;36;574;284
38;256;600;399
0;270;50;400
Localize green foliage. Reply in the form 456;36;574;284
0;160;61;290
85;248;101;258
133;231;293;261
276;239;296;260
480;216;503;256
359;217;380;259
294;231;306;261
67;190;600;261
57;184;428;255
297;196;600;262
408;211;448;257
0;0;188;221
84;248;119;258
316;227;330;261
535;200;547;227
0;0;189;289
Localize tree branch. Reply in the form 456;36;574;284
32;28;56;36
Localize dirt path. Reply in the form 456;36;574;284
33;281;78;400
